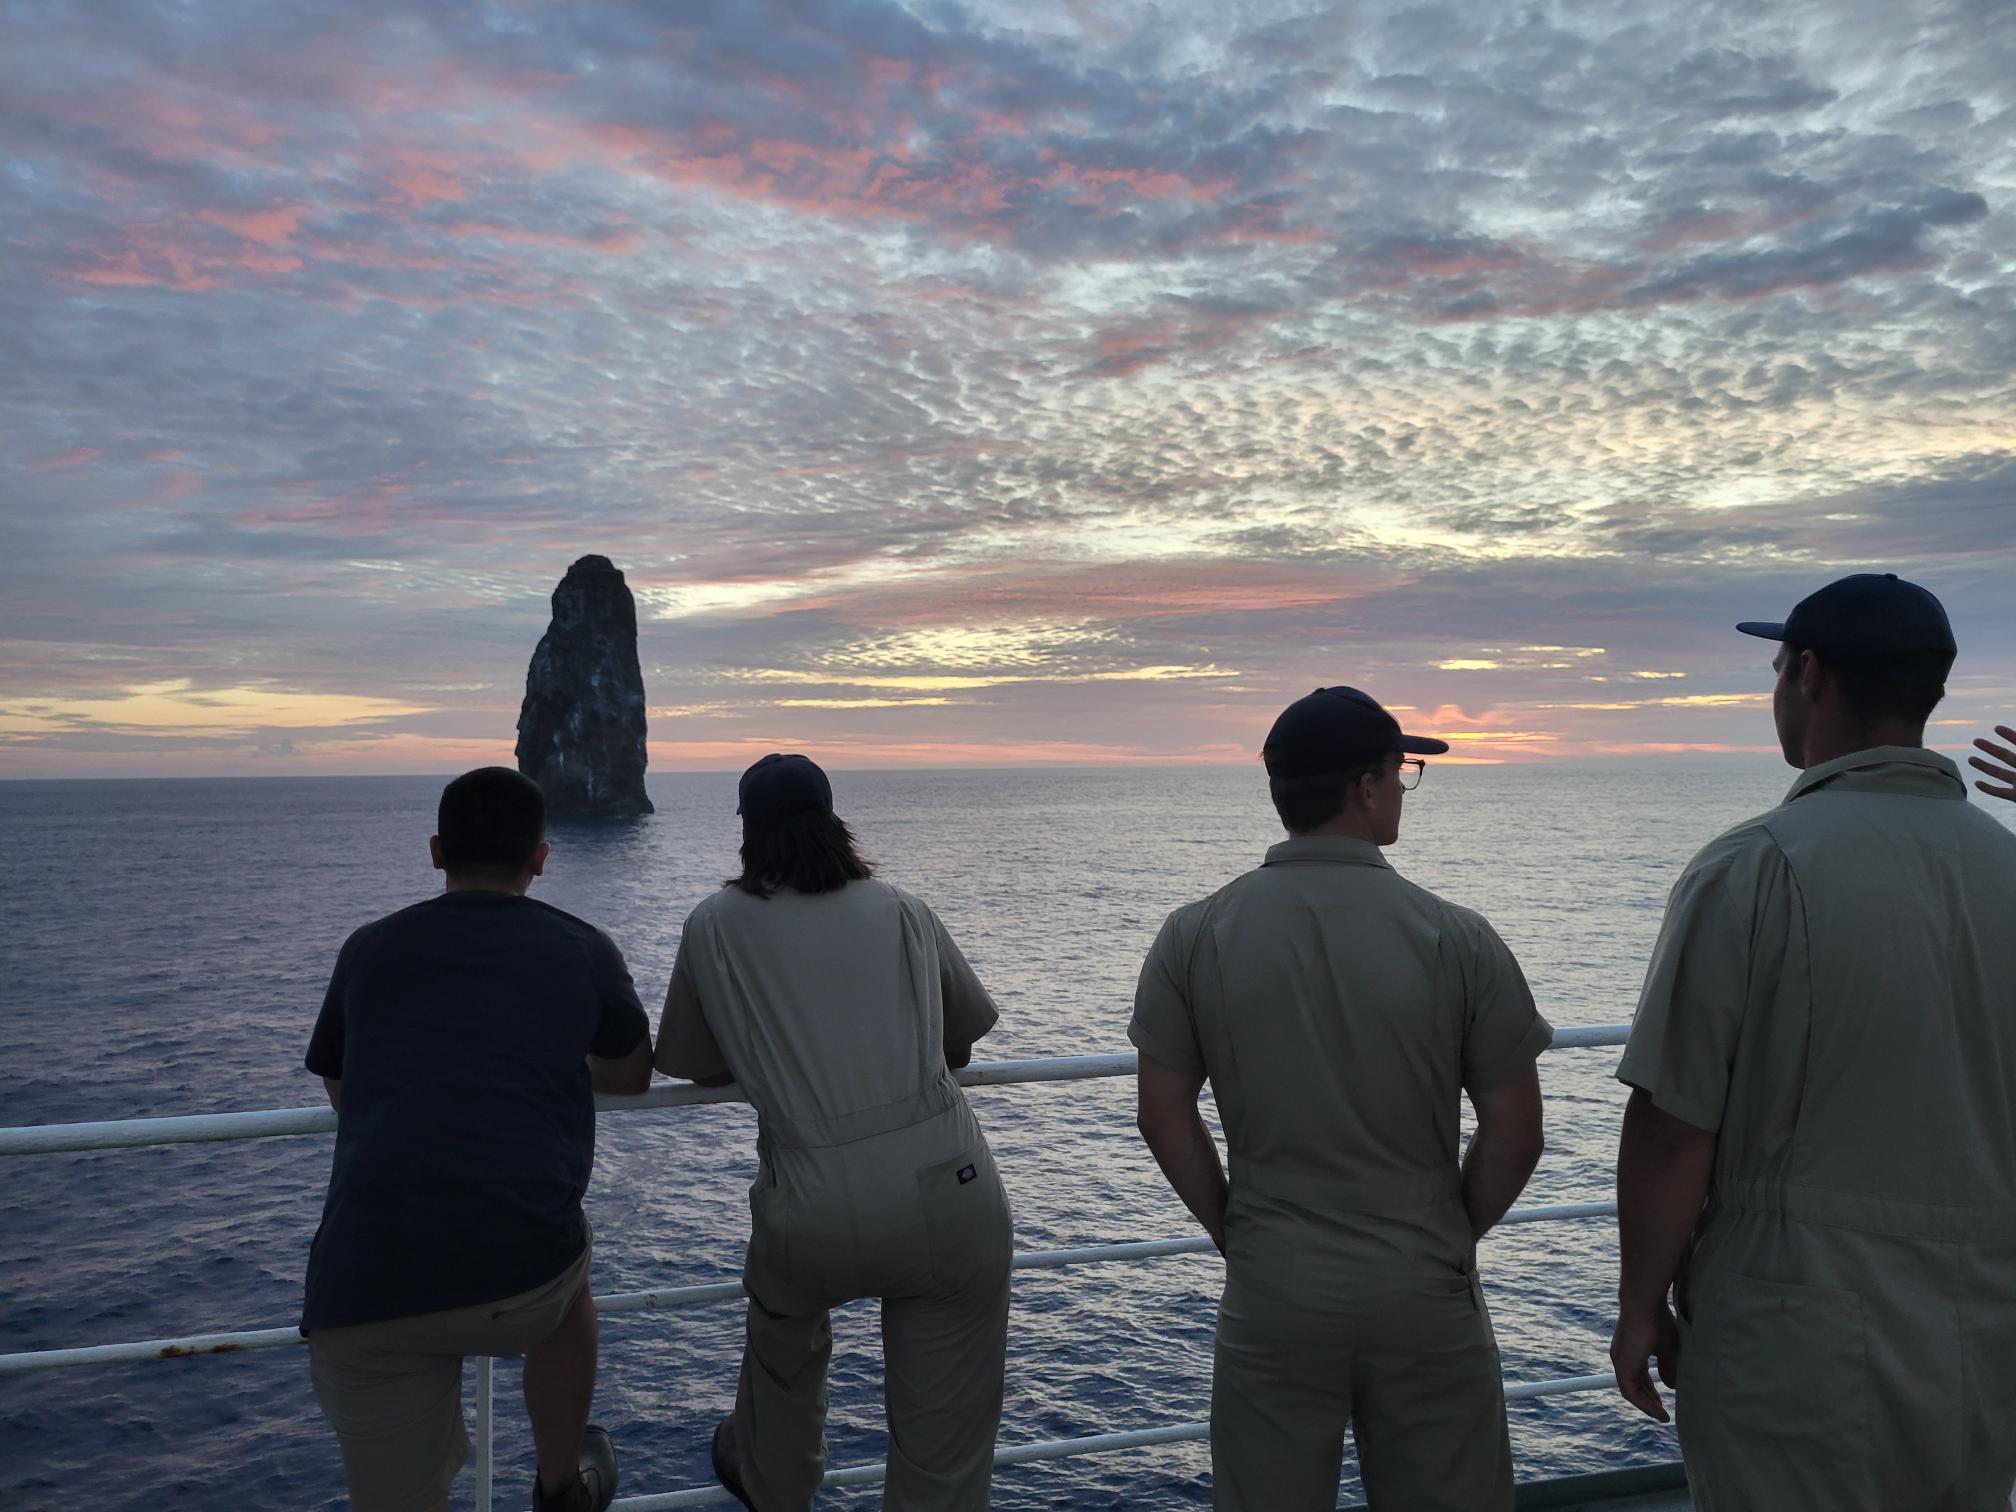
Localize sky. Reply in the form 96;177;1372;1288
3;0;2013;777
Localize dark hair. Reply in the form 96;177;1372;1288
437;767;546;878
728;809;876;898
1793;643;1951;728
1265;752;1395;834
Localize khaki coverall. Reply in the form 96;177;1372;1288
1619;749;2016;1512
1130;836;1554;1512
656;879;1012;1512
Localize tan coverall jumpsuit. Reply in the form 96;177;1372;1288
1620;749;2016;1511
656;878;1012;1512
1130;835;1554;1512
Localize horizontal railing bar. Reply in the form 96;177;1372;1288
0;1326;309;1372
0;1028;1631;1157
1542;1025;1631;1050
611;1372;1630;1509
0;1201;1620;1375
1498;1200;1618;1225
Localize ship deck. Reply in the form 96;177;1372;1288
1507;1464;1691;1509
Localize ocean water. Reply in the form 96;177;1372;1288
4;764;2011;1510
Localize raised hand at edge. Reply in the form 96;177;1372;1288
1970;725;2016;801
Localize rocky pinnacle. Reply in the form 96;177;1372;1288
515;555;654;819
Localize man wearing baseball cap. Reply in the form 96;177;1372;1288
1611;574;2016;1509
1131;687;1551;1510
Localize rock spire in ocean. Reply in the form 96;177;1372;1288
515;555;654;819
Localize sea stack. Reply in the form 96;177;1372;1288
515;555;654;819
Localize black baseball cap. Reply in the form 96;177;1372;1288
736;753;833;823
1262;687;1450;777
1737;573;1956;668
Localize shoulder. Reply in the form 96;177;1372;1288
1392;882;1514;961
507;896;633;969
1423;891;1496;943
1154;883;1235;957
335;900;429;960
516;894;602;939
1955;804;2016;858
681;885;761;933
875;879;936;919
1684;811;1790;883
684;889;728;924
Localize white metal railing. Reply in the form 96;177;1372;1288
0;1025;1636;1508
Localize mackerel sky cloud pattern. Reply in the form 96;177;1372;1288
2;0;2012;773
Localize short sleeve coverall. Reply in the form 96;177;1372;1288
1618;748;2016;1512
1130;835;1553;1512
656;878;1011;1512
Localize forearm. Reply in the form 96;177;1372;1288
1616;1088;1715;1311
1461;1122;1540;1239
588;1040;653;1095
586;1061;634;1094
1141;1109;1229;1250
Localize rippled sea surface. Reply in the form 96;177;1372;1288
5;765;2010;1510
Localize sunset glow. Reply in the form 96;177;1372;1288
3;2;2011;777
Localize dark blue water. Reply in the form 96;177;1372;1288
6;766;2007;1509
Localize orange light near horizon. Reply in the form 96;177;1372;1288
0;679;431;737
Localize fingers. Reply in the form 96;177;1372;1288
1969;753;2016;800
1655;1324;1682;1392
1609;1329;1673;1422
1615;1358;1670;1422
1972;731;2016;800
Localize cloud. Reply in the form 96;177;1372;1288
1;0;2013;772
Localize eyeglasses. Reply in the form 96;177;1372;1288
1397;758;1425;791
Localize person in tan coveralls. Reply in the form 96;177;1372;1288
654;754;1012;1512
1612;574;2016;1511
1132;687;1551;1512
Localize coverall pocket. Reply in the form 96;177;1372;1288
747;1170;793;1282
1681;1274;1869;1509
916;1147;1010;1295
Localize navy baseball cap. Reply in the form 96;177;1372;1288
1737;573;1955;668
1262;687;1450;777
736;753;833;822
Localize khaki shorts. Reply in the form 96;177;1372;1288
309;1242;591;1512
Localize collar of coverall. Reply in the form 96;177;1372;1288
1262;835;1394;869
1784;744;1967;805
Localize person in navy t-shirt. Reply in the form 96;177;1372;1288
302;767;651;1512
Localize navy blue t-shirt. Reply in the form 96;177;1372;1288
301;891;649;1331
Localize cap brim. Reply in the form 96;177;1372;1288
1735;621;1786;641
1400;735;1450;756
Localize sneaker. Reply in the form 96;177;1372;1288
711;1415;758;1510
532;1423;618;1512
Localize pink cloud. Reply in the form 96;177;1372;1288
197;206;304;245
36;447;101;468
773;559;1385;628
442;220;644;255
384;158;473;207
69;248;220;292
1080;300;1283;377
1642;197;1835;253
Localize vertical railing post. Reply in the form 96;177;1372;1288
474;1354;494;1510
